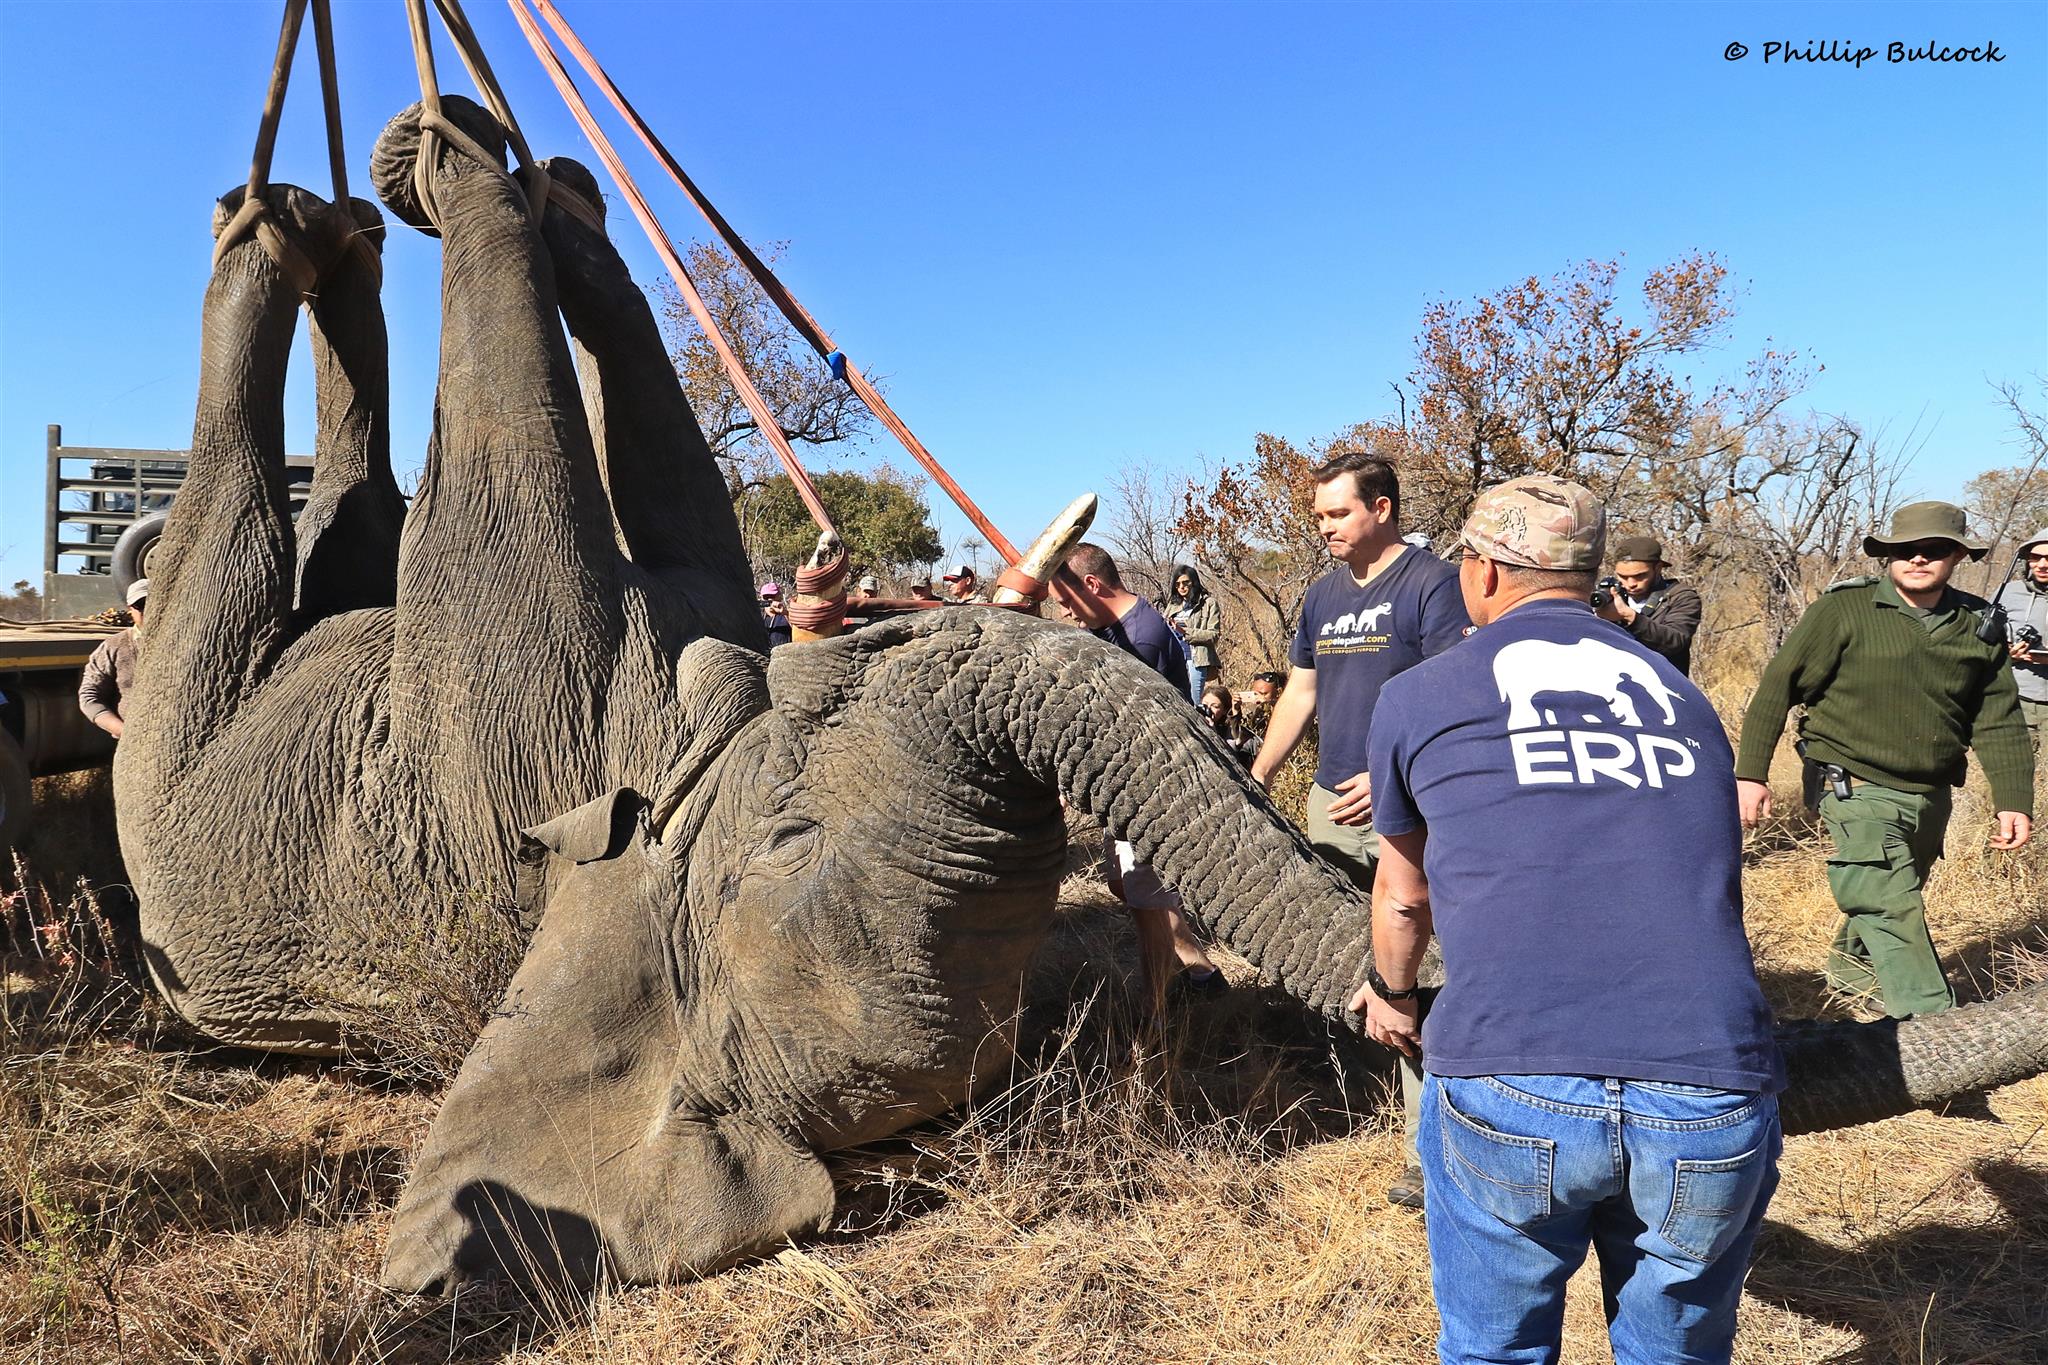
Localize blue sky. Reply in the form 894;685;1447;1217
2;0;2043;589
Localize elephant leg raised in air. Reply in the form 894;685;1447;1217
130;186;344;772
370;97;627;822
294;196;405;623
535;157;758;635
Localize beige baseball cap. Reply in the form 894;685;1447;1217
1459;475;1606;572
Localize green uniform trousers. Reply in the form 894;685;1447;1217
1819;781;1954;1018
1308;782;1420;1165
2023;697;2046;755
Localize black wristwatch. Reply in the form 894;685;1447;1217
1365;963;1421;1002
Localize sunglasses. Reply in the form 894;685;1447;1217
2028;553;2048;563
1885;541;1962;563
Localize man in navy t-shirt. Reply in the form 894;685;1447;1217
1357;475;1782;1365
1062;542;1220;1002
1250;449;1469;1207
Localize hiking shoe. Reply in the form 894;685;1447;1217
1170;967;1229;1001
1386;1164;1426;1209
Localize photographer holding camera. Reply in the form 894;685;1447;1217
1993;527;2048;752
1591;535;1702;675
1231;671;1283;761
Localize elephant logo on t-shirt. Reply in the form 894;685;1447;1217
1318;602;1392;637
1493;637;1681;730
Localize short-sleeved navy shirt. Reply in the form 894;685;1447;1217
1096;597;1190;696
1290;547;1469;789
1368;599;1783;1093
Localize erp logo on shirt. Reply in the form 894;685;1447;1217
1491;637;1698;789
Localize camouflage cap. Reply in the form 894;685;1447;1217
1459;475;1606;572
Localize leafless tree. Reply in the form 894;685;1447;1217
1103;459;1188;603
656;240;875;502
1966;377;2048;592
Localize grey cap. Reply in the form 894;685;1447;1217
857;574;881;594
2020;526;2048;557
124;577;151;607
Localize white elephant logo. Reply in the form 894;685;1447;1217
1318;602;1391;637
1493;637;1682;730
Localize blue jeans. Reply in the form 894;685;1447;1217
1420;1073;1780;1365
1186;662;1208;705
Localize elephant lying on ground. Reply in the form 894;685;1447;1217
118;96;2048;1293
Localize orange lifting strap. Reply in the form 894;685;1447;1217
521;0;1017;564
503;0;841;547
509;0;1086;610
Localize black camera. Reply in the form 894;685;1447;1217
2018;623;2044;649
1590;576;1622;610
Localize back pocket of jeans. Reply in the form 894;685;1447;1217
1439;1084;1553;1228
1660;1145;1770;1263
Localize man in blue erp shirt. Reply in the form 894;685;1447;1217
1250;449;1469;1207
1063;542;1225;1000
1357;476;1783;1365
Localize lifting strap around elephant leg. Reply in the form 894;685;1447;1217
399;0;552;231
214;0;370;295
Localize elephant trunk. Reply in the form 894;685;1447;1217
1776;980;2048;1135
1003;627;1373;1020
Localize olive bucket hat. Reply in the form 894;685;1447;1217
1862;501;1990;561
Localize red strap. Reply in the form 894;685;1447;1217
994;566;1047;601
506;0;838;541
524;0;1007;560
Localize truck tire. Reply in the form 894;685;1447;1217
113;511;170;595
0;728;30;852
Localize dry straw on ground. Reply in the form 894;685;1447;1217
4;748;2044;1363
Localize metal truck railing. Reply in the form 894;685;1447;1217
43;423;313;618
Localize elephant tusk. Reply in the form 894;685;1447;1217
790;531;849;641
992;493;1098;606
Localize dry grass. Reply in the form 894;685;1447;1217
4;748;2045;1363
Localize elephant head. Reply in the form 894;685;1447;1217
381;606;1386;1291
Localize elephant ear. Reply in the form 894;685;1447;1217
516;787;646;929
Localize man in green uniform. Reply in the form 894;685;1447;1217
1736;502;2034;1017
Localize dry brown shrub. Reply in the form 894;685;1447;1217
318;892;531;1088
